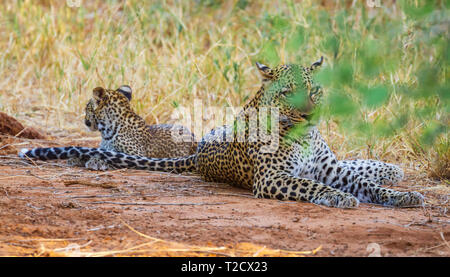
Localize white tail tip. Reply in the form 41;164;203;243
19;148;29;158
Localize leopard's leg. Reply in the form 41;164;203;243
253;169;359;208
66;150;113;171
330;166;423;207
67;155;115;171
67;157;88;167
307;142;420;206
338;159;403;185
309;132;402;187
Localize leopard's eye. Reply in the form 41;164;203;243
309;86;323;104
280;87;291;95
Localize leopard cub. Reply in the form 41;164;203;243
68;85;197;170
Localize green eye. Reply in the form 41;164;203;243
280;87;290;95
310;86;323;103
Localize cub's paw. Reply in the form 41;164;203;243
67;158;86;167
314;190;359;209
85;157;110;171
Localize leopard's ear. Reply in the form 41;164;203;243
117;85;132;101
93;87;106;100
256;62;274;80
310;56;324;71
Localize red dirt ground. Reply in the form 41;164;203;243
0;133;448;257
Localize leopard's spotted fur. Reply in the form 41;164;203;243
61;85;196;170
20;59;424;208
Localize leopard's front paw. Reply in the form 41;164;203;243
314;190;359;209
391;191;424;207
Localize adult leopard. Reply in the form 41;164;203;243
20;58;424;208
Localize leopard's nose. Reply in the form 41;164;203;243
85;119;91;127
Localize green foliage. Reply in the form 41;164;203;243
277;1;449;151
0;0;447;164
286;26;305;52
420;121;447;147
360;86;389;109
326;92;357;118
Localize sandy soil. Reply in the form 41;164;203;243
0;134;448;257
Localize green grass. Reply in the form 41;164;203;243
0;0;448;179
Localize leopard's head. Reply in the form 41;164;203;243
84;85;133;133
255;57;324;125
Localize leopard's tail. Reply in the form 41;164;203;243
19;147;197;173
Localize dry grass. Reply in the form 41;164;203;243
0;1;448;177
0;1;448;257
1;221;322;257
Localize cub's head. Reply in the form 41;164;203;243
255;57;324;124
84;85;132;132
84;98;98;131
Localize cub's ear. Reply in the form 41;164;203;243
255;62;274;80
310;56;324;71
117;85;132;101
93;87;106;100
